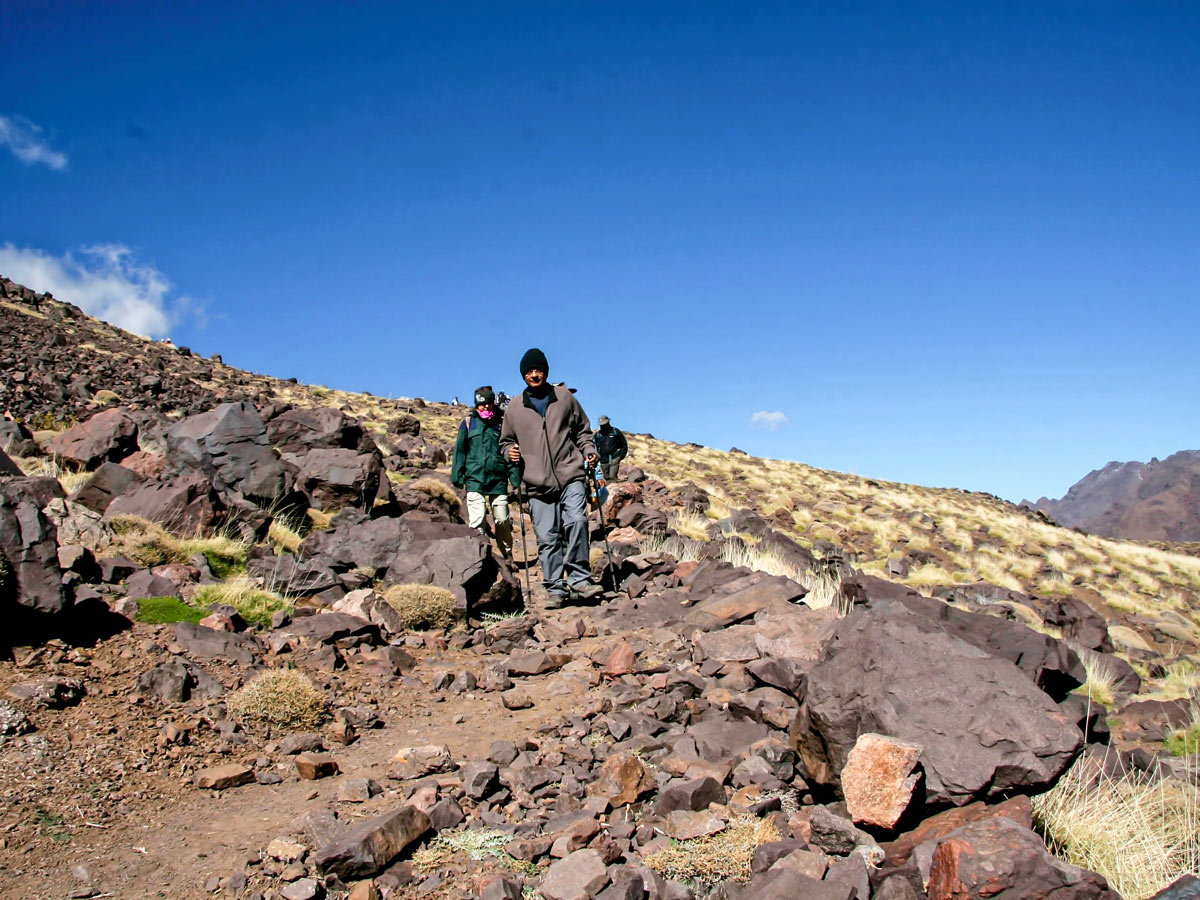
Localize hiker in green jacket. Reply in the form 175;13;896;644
451;386;513;559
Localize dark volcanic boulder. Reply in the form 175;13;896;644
383;519;499;609
105;471;224;533
926;816;1118;899
0;477;70;613
70;462;147;514
850;575;1085;701
794;598;1083;808
0;448;23;477
300;512;405;572
293;448;384;511
246;554;339;596
166;402;287;505
0;419;40;457
268;407;378;455
44;408;139;470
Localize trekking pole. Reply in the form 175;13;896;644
510;463;533;610
588;463;627;601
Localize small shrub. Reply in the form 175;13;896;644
383;584;456;630
1165;725;1200;757
226;669;327;730
193;577;292;628
644;816;780;888
134;596;206;625
411;477;461;511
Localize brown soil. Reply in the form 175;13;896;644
0;607;592;900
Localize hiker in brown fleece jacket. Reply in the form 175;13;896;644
500;348;600;609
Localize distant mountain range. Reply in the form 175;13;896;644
1027;451;1200;542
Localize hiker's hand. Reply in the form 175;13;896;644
507;446;520;463
587;453;598;465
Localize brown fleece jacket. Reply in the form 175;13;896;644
499;384;596;498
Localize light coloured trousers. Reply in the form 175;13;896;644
528;479;590;597
465;491;512;558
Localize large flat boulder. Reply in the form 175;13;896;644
70;461;146;514
105;471;224;533
794;598;1082;808
44;408;138;470
268;407;378;456
851;576;1085;701
300;512;406;572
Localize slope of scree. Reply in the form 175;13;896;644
2;275;1198;900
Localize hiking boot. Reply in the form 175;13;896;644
569;581;602;600
545;593;567;610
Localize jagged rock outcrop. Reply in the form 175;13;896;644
1029;450;1200;541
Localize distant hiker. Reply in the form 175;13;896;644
451;395;461;406
595;416;628;483
500;348;601;609
451;386;513;559
496;391;510;409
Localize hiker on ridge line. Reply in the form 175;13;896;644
595;415;628;483
500;348;601;609
451;386;513;559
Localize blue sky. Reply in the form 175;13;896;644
3;1;1197;503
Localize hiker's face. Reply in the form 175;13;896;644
523;368;546;388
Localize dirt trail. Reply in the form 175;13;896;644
0;609;593;900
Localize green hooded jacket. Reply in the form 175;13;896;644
451;411;512;494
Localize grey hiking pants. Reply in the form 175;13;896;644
528;479;590;597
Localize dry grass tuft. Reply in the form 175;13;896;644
305;507;334;530
104;514;248;576
1069;644;1120;708
670;508;712;542
411;828;537;877
411;477;461;511
193;576;292;627
383;583;457;630
226;669;327;731
644;816;781;888
268;518;304;554
1033;755;1200;899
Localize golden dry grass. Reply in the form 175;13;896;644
383;584;457;630
1033;755;1200;899
643;816;781;888
227;669;327;731
411;477;461;511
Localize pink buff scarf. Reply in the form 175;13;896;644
478;408;494;420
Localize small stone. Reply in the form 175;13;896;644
194;764;255;790
337;778;382;803
266;839;307;862
280;877;324;900
295;753;340;780
501;690;533;710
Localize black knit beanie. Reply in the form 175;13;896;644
473;386;495;406
519;348;549;376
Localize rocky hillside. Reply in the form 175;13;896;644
2;276;1199;900
1029;452;1200;543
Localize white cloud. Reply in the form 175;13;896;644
0;243;189;338
750;410;788;430
0;114;68;171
